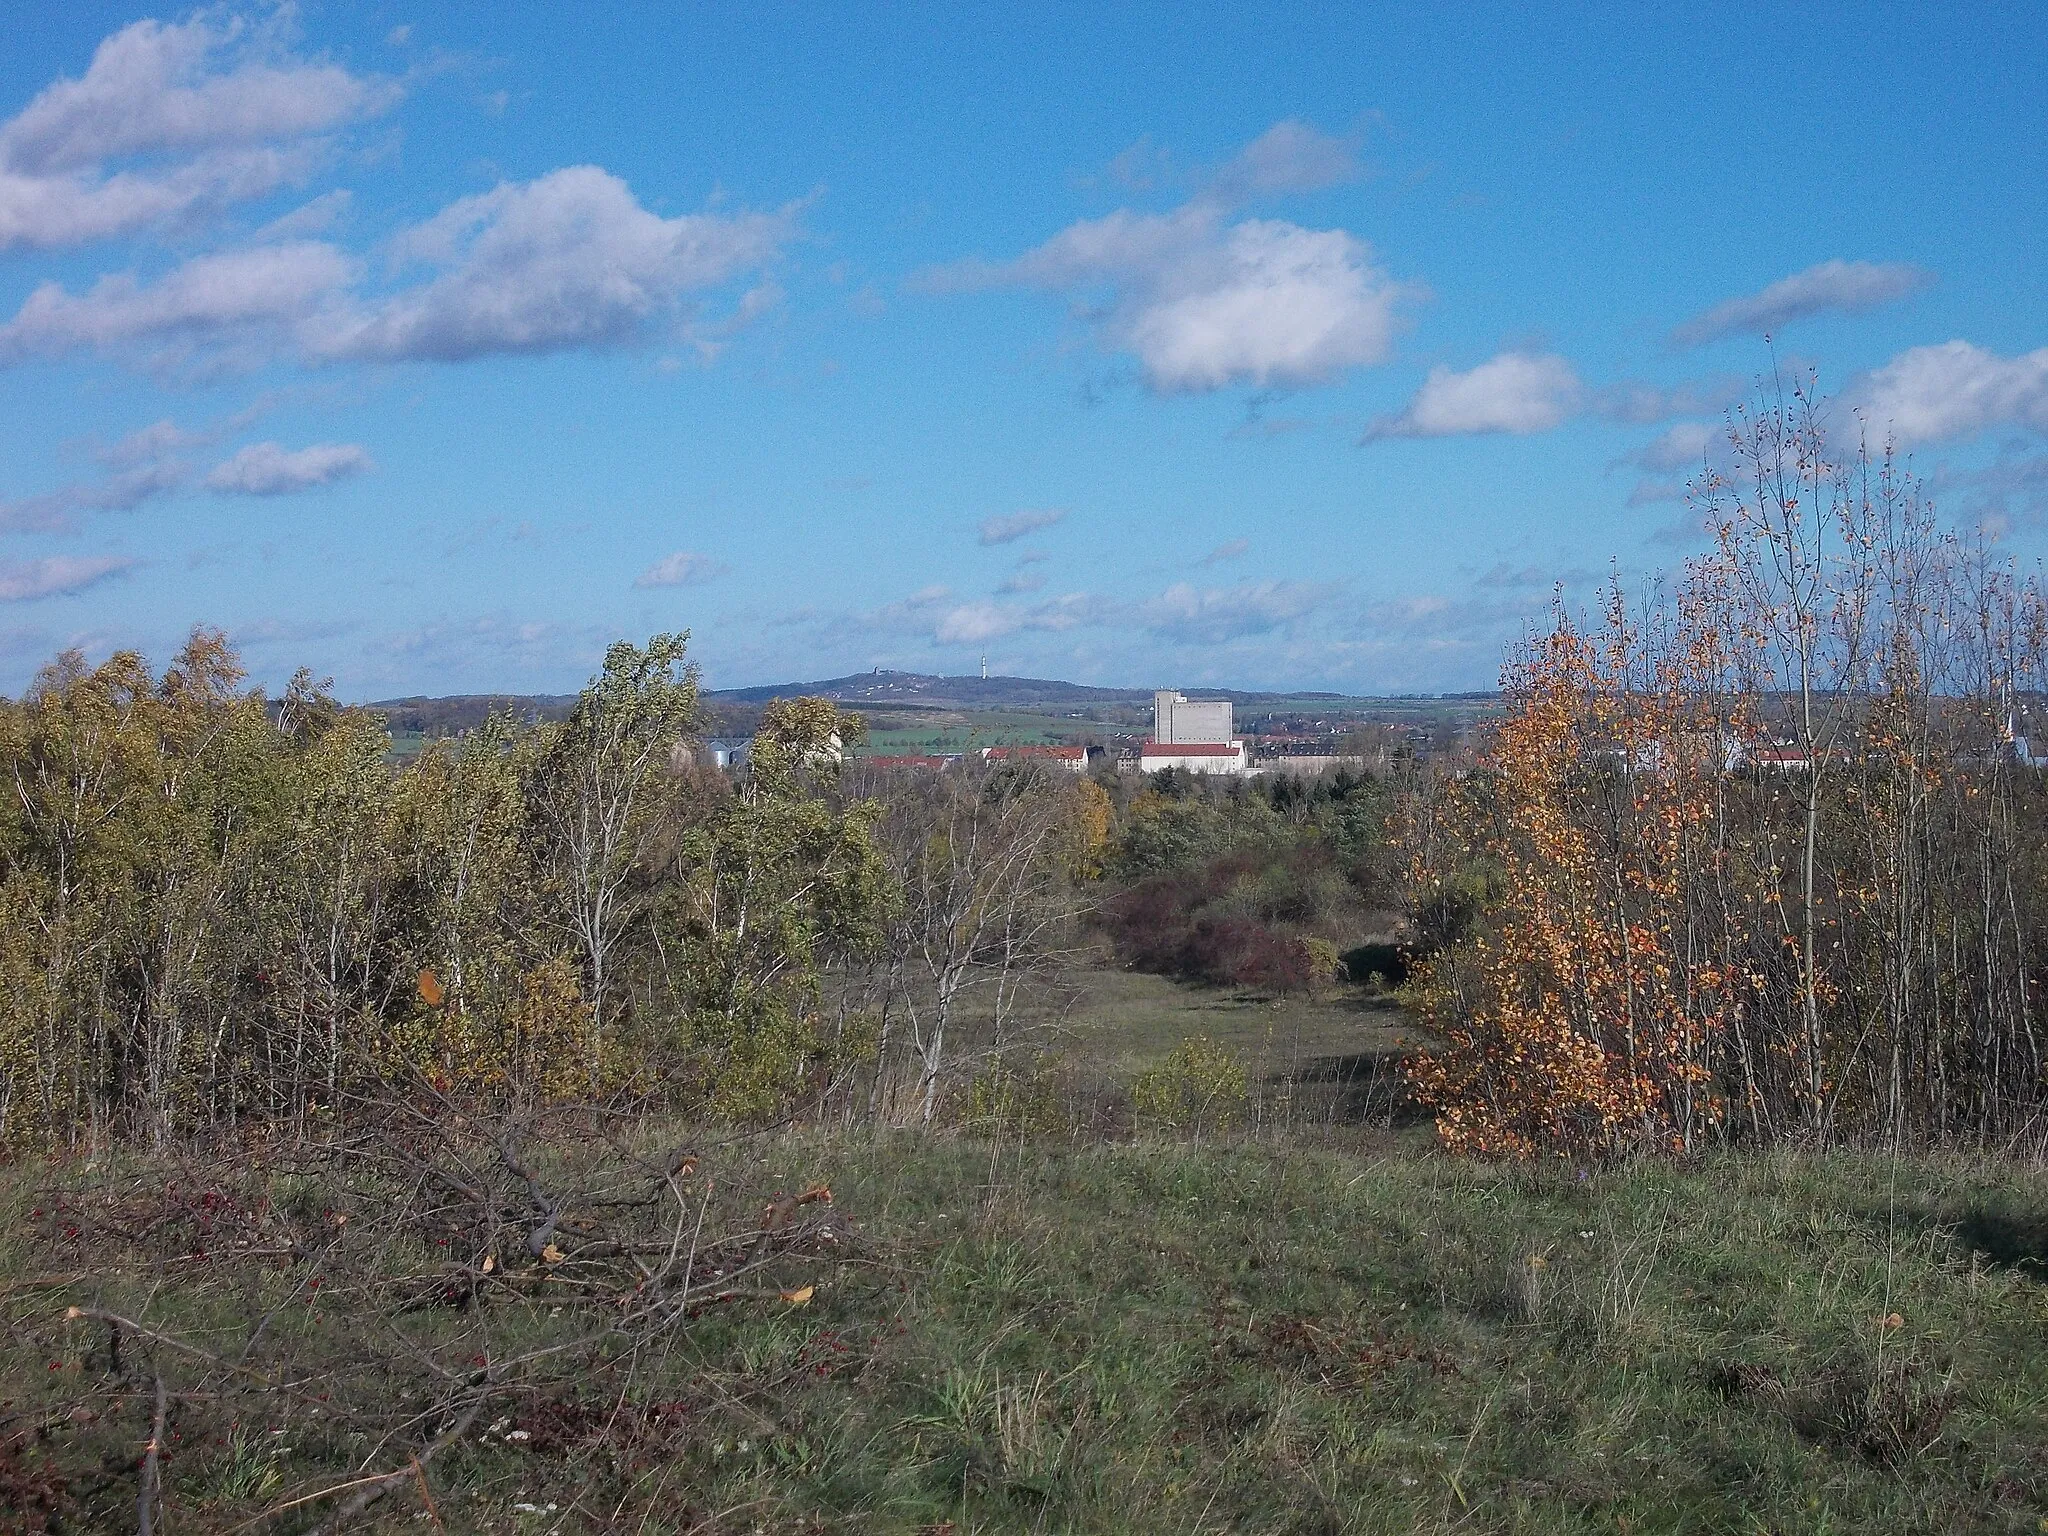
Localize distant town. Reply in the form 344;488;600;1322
369;669;1505;771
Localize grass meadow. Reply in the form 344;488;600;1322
4;976;2047;1533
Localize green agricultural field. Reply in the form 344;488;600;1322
858;709;1095;754
383;727;428;760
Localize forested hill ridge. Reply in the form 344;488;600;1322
368;670;1494;734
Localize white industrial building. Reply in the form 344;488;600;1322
1140;689;1248;774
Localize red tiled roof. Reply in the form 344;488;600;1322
983;744;1086;760
1140;741;1242;756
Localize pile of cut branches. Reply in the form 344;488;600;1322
2;1097;860;1532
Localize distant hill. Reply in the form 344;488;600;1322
702;670;1364;710
364;672;1496;739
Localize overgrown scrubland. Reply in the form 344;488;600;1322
6;1132;2048;1533
12;373;2048;1532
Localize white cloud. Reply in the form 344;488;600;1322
0;555;135;601
0;169;798;372
978;507;1067;545
254;188;352;242
1364;352;1581;440
934;601;1014;645
924;124;1412;394
934;592;1111;646
634;550;725;588
1;14;396;173
320;167;798;363
0;13;398;252
1670;259;1934;348
1122;220;1403;392
205;441;370;495
97;417;200;467
0;241;357;366
1613;418;1726;508
0;144;325;252
1139;579;1338;642
1851;340;2048;446
1207;120;1361;202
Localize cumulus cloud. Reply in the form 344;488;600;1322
0;241;357;367
0;168;798;372
205;441;370;495
934;592;1111;646
634;550;725;588
1363;352;1582;440
322;167;799;363
1139;578;1338;642
1206;120;1362;202
978;507;1067;545
98;417;204;467
923;123;1412;394
1851;340;2048;446
1669;260;1934;349
0;554;136;601
0;12;398;252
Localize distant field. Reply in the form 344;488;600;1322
856;707;1100;752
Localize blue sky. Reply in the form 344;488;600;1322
1;3;2044;698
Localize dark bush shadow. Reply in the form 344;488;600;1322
1954;1208;2048;1277
1340;942;1408;989
1857;1199;2048;1281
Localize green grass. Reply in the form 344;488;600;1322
1048;968;1413;1074
937;968;1417;1132
6;1131;2048;1532
859;709;1091;754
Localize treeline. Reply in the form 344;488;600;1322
0;634;890;1148
1406;379;2048;1157
0;632;1125;1151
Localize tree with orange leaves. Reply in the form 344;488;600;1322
1406;591;1737;1160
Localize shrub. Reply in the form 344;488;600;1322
1131;1036;1249;1136
1176;916;1316;994
964;1056;1069;1138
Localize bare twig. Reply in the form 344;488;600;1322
136;1366;168;1536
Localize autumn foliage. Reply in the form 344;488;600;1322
1406;377;2048;1157
1405;601;1735;1159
